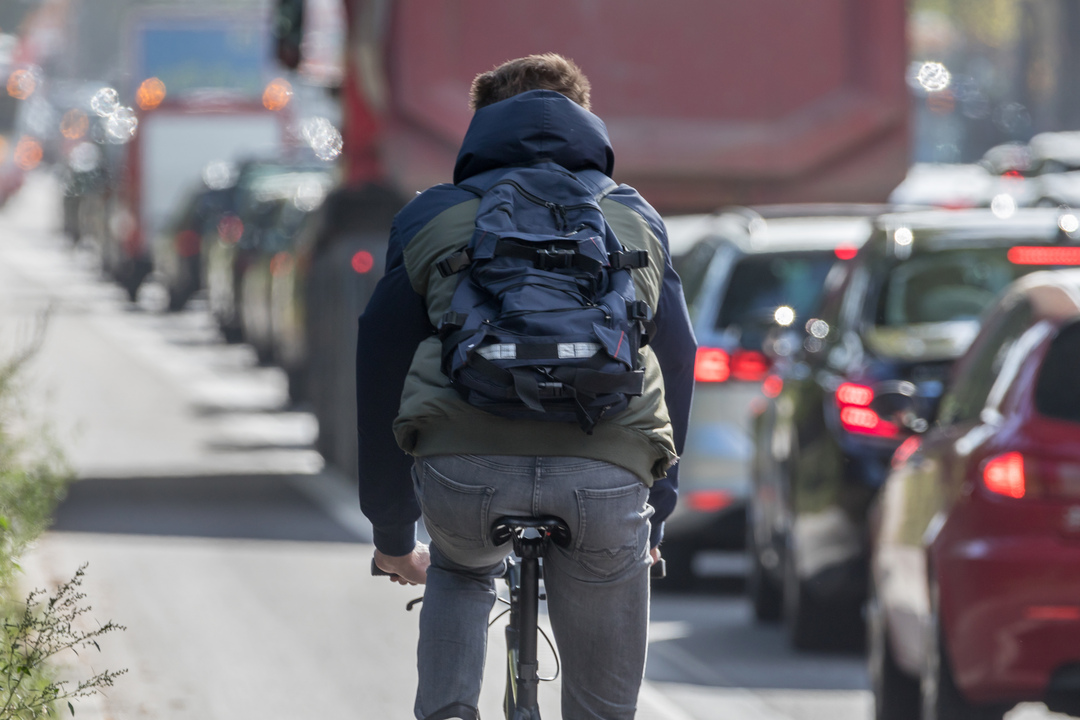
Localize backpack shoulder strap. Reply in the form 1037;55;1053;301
572;168;619;204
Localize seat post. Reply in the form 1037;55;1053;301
512;533;544;710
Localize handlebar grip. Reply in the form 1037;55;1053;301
371;558;394;577
650;558;666;580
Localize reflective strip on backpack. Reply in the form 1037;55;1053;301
477;343;517;360
557;342;601;359
476;342;602;362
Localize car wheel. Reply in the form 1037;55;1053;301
658;541;696;591
922;605;1006;720
867;588;919;720
783;541;863;651
782;540;825;649
746;517;782;622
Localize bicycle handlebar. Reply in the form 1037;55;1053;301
372;556;667;579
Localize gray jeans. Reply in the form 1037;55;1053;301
413;454;654;720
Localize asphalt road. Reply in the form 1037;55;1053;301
1;173;1066;720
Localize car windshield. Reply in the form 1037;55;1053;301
874;248;1034;326
714;251;837;348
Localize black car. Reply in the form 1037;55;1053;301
660;205;878;586
748;207;1080;650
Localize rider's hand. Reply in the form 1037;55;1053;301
648;546;661;566
374;543;430;586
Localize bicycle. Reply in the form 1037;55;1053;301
373;515;665;720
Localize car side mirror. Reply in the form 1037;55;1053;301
873;381;931;434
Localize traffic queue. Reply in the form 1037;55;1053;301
60;129;1080;720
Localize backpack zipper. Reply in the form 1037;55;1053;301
491;179;597;232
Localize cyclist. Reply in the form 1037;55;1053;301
358;53;695;720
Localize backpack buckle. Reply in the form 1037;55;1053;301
535;248;575;270
436;248;473;277
610;249;649;270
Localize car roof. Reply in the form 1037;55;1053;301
872;207;1068;249
665;204;884;256
1004;268;1080;323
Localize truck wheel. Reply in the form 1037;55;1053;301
867;589;919;720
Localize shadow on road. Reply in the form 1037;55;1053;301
647;582;869;691
52;474;364;543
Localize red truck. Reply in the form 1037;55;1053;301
273;0;911;477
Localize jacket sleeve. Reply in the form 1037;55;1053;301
356;221;433;556
645;224;697;549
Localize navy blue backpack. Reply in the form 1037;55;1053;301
436;163;652;433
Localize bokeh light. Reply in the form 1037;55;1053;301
351;250;374;274
774;306;795;327
202;161;238;190
991;193;1016;219
106;107;138;143
1059;213;1080;235
301;116;343;161
69;142;101;173
262;78;293;112
916;61;951;92
6;69;36;100
136;78;167;111
894;227;914;246
14;136;43;170
60;108;89;140
90;87;119;117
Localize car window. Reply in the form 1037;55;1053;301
936;299;1033;426
712;251;836;349
1034;320;1080;424
675;239;719;308
873;248;1020;326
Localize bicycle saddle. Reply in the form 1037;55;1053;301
491;516;572;549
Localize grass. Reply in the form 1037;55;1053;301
0;328;125;718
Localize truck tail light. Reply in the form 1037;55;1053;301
1007;247;1080;265
835;382;899;438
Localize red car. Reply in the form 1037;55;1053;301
869;267;1080;720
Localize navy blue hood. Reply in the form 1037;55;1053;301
453;90;615;185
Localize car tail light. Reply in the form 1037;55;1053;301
351;250;375;274
835;382;900;438
892;436;922;469
218;215;244;244
695;348;730;382
985;452;1080;500
834;245;858;260
762;374;783;398
731;350;770;382
694;348;771;383
983;452;1026;498
685;489;734;513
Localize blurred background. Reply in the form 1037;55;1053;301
2;1;1080;719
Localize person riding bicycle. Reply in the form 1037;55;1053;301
358;53;696;720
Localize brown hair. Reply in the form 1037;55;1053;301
469;53;591;111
